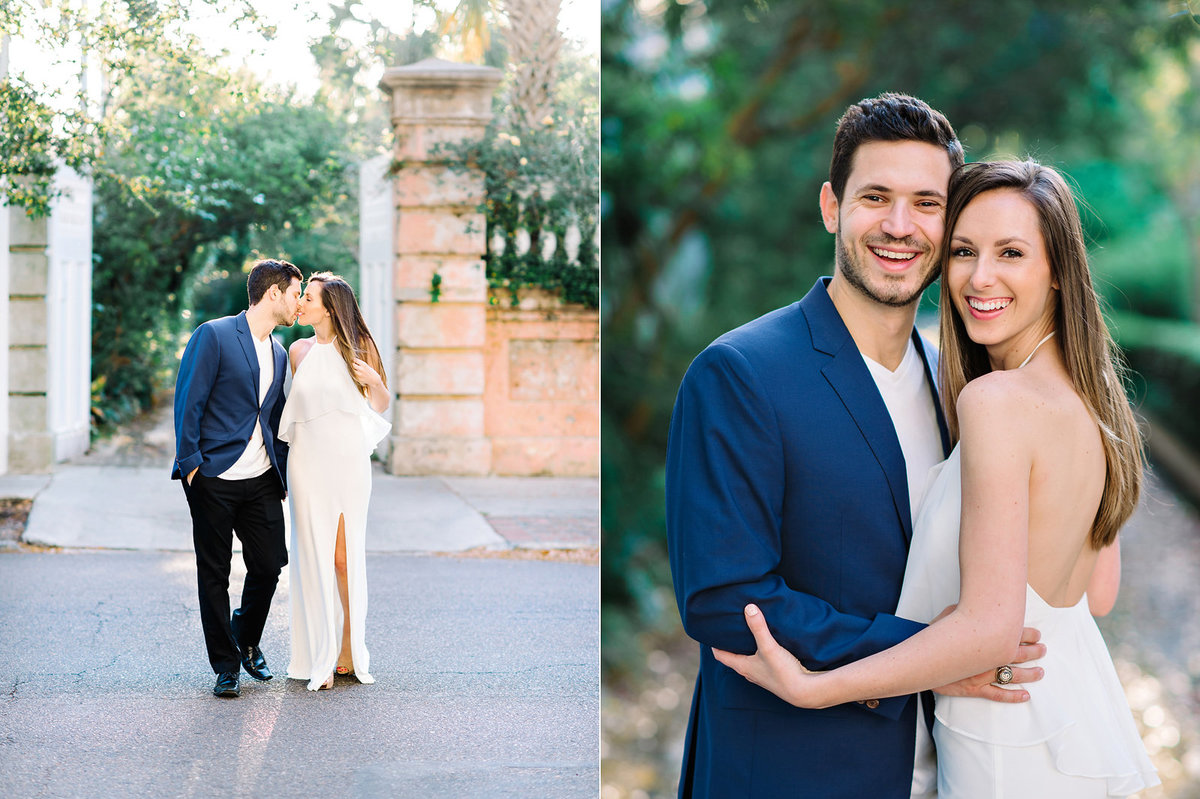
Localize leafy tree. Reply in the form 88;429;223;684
1121;32;1200;322
432;0;497;63
0;0;265;216
308;0;444;156
90;51;354;429
0;73;91;217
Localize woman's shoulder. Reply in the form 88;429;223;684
958;366;1079;433
289;336;317;352
958;367;1029;406
289;337;317;367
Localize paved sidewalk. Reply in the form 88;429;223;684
0;464;597;553
0;388;597;554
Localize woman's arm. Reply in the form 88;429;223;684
715;378;1033;708
353;357;390;413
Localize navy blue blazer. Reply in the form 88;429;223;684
666;278;950;799
172;311;289;495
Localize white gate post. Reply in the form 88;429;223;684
46;167;93;462
358;152;396;460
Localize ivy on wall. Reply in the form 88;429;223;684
436;104;598;308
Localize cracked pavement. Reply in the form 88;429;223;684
0;550;599;798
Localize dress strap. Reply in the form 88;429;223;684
1018;331;1056;369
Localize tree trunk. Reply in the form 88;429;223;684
501;0;562;129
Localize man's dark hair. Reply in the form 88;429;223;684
246;258;302;305
829;93;964;201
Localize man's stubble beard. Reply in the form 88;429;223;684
274;300;297;328
834;231;939;309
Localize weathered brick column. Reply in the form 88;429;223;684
379;58;502;475
6;207;53;472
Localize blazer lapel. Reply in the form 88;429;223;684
912;330;952;458
801;278;914;542
234;312;262;405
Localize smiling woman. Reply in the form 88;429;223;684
946;189;1058;367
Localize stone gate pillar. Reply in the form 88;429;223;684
6;206;53;472
379;58;502;475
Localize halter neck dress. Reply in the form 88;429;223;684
279;338;391;690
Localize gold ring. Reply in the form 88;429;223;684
995;665;1014;685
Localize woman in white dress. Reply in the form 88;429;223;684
714;161;1159;796
280;272;391;691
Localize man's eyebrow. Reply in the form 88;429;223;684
856;184;946;200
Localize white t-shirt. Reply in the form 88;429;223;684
217;333;276;481
862;337;944;799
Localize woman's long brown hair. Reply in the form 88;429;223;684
306;272;388;396
937;160;1142;549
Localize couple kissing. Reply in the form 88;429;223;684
172;259;391;697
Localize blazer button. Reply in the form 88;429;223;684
865;699;880;709
855;700;865;704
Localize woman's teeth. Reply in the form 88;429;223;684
967;297;1011;312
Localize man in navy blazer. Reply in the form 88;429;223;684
173;258;302;698
666;95;1043;797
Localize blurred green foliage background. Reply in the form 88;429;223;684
601;0;1200;795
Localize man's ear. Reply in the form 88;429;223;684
819;182;839;234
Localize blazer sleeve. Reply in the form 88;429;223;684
173;324;219;479
667;343;923;703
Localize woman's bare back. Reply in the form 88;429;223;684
986;351;1107;607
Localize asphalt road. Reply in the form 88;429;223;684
0;550;599;798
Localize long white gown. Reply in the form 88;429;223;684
279;338;391;690
896;446;1160;798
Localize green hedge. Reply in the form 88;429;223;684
1110;312;1200;459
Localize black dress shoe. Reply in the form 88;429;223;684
240;645;273;681
213;671;240;698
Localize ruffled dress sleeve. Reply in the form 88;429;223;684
279;340;391;456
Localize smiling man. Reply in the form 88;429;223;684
665;94;1044;798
